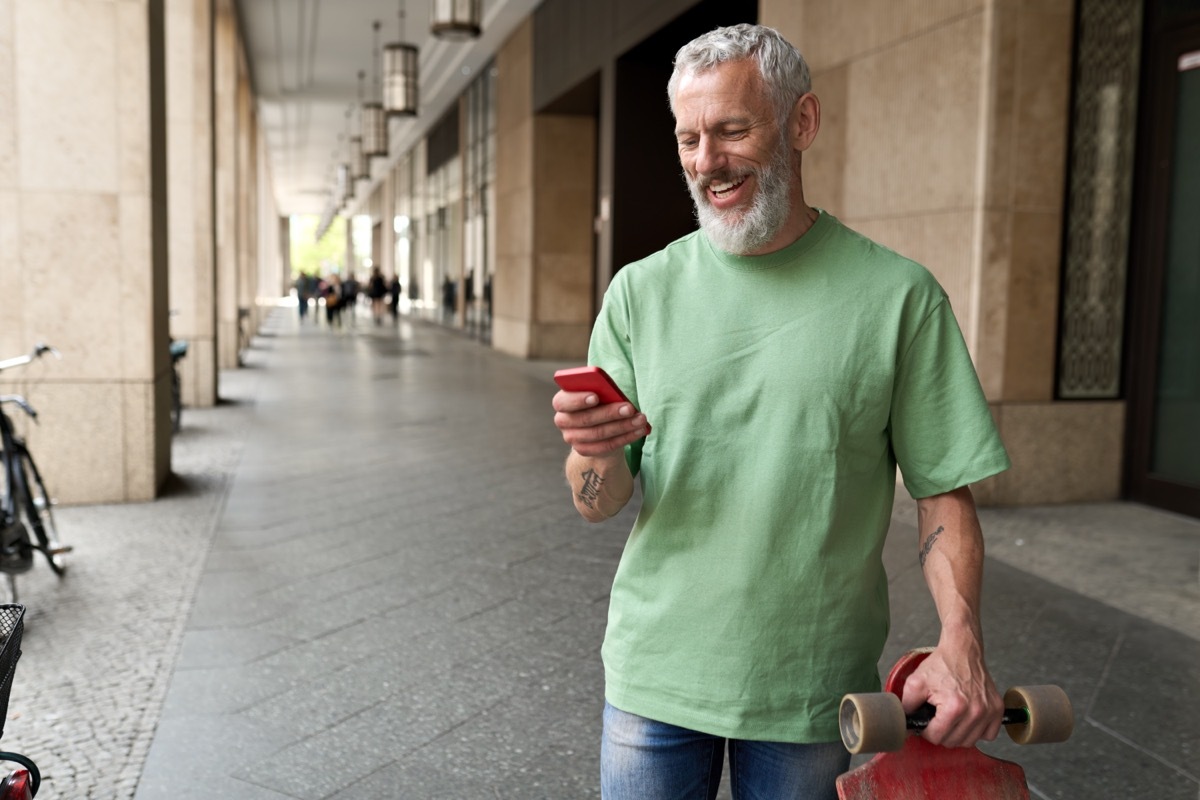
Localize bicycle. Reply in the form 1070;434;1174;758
0;604;41;797
0;345;70;603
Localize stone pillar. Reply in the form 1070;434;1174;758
214;0;239;370
493;19;596;359
380;172;396;279
0;0;171;502
236;72;257;349
256;143;286;320
167;0;217;409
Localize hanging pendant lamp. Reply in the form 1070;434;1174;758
362;102;387;157
362;24;389;158
431;0;481;41
385;0;419;116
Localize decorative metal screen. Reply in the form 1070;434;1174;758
1057;0;1144;399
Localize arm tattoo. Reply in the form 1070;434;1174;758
577;468;605;509
919;525;945;567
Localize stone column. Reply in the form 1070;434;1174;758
380;172;396;284
214;0;240;370
0;0;171;502
167;0;217;409
236;72;257;349
256;142;286;318
492;19;596;359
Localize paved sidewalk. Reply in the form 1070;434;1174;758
2;306;1196;798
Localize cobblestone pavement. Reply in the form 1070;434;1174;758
0;354;261;798
0;306;1196;799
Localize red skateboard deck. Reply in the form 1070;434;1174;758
836;649;1072;799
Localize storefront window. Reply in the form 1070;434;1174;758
463;63;496;338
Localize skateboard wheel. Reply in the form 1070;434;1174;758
840;693;907;755
1003;685;1074;745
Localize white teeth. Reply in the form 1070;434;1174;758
709;177;745;194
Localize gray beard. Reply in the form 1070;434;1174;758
686;144;792;255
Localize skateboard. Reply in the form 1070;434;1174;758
835;648;1074;799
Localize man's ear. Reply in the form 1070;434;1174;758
790;92;820;153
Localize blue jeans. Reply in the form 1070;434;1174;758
601;702;850;800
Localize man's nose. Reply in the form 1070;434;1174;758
693;135;726;177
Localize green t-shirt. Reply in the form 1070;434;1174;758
588;211;1010;743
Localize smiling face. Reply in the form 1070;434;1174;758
673;58;803;255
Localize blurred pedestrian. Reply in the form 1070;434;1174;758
367;266;387;325
342;272;359;324
388;273;402;321
325;274;342;327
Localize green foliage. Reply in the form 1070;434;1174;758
290;216;346;278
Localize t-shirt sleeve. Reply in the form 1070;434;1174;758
587;276;645;477
890;298;1010;498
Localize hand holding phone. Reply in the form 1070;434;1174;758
553;366;630;406
552;366;650;455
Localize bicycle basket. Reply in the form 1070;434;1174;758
0;605;24;740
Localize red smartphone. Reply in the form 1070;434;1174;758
553;366;630;405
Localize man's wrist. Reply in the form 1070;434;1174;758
937;618;985;650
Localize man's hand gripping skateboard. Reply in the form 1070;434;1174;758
836;648;1074;799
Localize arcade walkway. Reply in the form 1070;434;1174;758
5;306;1197;799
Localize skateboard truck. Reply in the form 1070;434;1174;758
836;649;1075;800
903;701;1030;733
841;685;1073;755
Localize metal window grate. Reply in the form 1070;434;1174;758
1057;0;1144;399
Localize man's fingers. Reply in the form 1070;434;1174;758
552;389;600;413
901;672;930;715
560;415;650;450
917;690;1005;748
902;655;1004;748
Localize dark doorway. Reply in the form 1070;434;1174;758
1127;13;1200;517
610;0;758;274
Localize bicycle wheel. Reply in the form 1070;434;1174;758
0;451;34;586
14;449;66;576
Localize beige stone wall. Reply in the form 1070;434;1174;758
0;0;170;502
764;0;1123;504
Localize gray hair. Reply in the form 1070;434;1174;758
667;24;811;126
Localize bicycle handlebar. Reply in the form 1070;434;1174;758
0;396;37;421
0;342;60;373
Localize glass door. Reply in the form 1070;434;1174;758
1128;21;1200;517
1150;53;1200;486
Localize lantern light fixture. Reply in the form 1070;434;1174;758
431;0;481;41
384;0;419;117
362;23;389;158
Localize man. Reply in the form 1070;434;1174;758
551;24;1011;799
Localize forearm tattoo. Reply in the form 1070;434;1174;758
919;525;944;567
577;468;604;509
